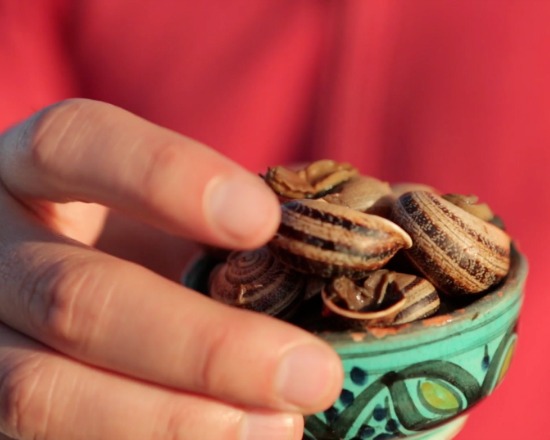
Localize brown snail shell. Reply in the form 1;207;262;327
322;274;406;326
269;199;413;279
208;246;306;319
391;191;511;296
442;193;496;224
321;270;439;326
391;182;439;199
443;193;506;229
322;175;393;217
388;271;440;325
263;159;358;199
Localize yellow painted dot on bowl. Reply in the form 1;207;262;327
419;381;461;413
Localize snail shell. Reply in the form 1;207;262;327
391;191;511;296
263;160;358;199
269;199;413;279
389;272;440;325
322;274;407;326
208;246;306;319
322;175;393;216
391;182;439;199
442;193;499;225
321;270;439;326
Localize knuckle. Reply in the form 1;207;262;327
26;99;90;177
191;323;234;394
0;355;51;439
186;314;277;404
21;251;110;351
155;406;188;440
135;142;181;205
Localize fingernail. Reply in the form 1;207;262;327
205;176;280;244
241;413;296;440
276;342;342;410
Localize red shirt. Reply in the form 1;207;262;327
2;1;549;438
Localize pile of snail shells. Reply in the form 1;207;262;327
208;159;512;328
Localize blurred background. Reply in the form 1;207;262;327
1;1;549;438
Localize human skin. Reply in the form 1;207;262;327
0;99;343;440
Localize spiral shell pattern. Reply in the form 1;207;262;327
269;199;413;279
208;246;306;318
392;191;511;295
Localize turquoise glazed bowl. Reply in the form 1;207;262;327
182;249;527;440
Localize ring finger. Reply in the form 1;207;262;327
0;323;302;440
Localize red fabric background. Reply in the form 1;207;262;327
1;1;549;438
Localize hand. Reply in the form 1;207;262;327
0;100;343;440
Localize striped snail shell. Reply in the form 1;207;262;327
269;199;413;279
441;193;506;229
391;191;511;296
322;175;393;216
322;270;440;326
387;271;440;325
263;159;358;199
208;246;306;319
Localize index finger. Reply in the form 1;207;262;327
0;99;280;249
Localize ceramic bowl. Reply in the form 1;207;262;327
182;248;527;440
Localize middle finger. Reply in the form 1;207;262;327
0;194;343;414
